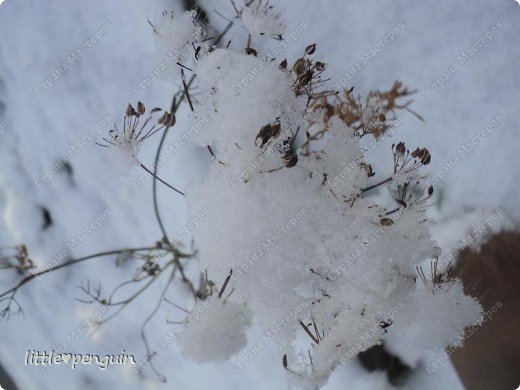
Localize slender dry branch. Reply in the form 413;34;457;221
140;163;185;196
360;177;393;193
299;320;320;344
0;246;157;300
140;265;177;383
152;19;235;241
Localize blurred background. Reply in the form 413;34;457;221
0;0;519;388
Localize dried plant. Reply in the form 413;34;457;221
0;3;483;389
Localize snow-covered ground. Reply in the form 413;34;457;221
0;0;518;389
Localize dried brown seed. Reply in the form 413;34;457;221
137;101;145;115
157;111;171;125
293;58;306;76
271;123;282;139
157;112;166;125
380;218;394;226
421;149;431;165
244;47;257;56
284;153;298;168
396;199;407;208
279;59;288;70
298;70;313;86
411;147;421;159
395;142;406;155
366;164;375;177
126;103;135;117
256;124;272;147
428;185;434;196
257;124;271;138
305;43;316;55
165;112;176;127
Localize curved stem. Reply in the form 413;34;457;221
151;20;235;240
140;265;177;382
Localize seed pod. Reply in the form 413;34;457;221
315;61;325;71
158;111;175;126
257;124;271;138
366;164;375;177
126;103;136;117
380;218;394;226
396;199;407;208
284;153;298;168
293;58;306;76
298;70;313;87
137;101;145;115
151;107;162;113
255;124;272;147
270;123;282;139
428;185;434;196
157;112;166;125
421;149;431;165
244;47;257;56
411;147;421;159
165;112;176;127
305;43;316;55
279;59;288;70
395;142;406;155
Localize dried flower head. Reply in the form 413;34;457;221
289;51;329;98
388;177;434;210
0;245;34;272
240;0;286;38
97;102;175;173
391;142;431;175
307;81;423;141
151;10;205;81
416;258;453;292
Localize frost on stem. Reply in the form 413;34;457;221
239;0;286;39
179;36;482;388
151;10;205;81
97;102;175;174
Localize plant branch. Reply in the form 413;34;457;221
360;177;393;193
0;246;158;300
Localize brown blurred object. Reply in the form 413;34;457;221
451;232;520;390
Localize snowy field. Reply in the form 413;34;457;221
0;0;519;389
